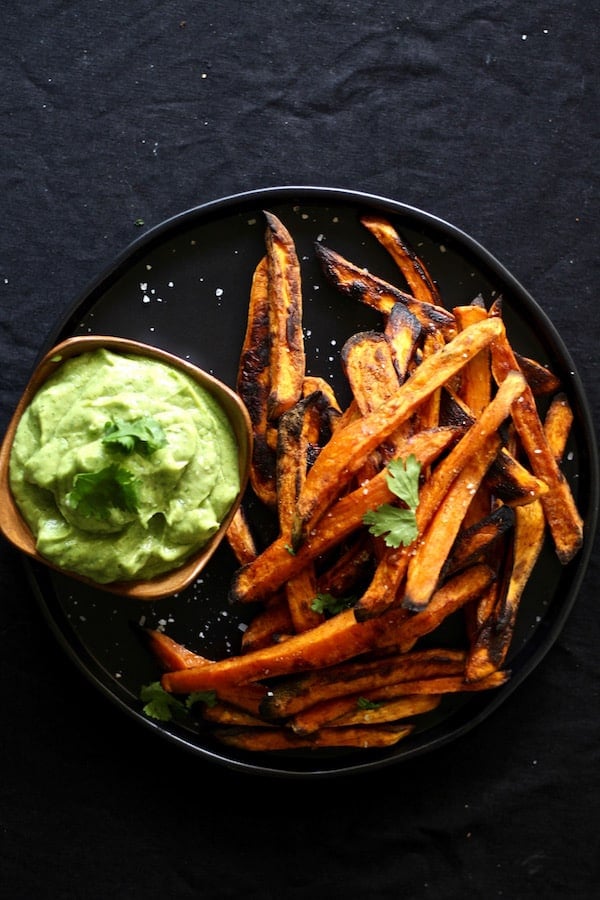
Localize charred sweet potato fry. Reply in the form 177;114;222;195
341;331;400;416
485;447;549;506
276;392;328;631
264;210;306;420
212;723;414;751
466;499;546;681
201;702;275;728
515;352;561;396
315;242;456;337
236;255;277;508
490;322;583;563
291;693;441;735
360;213;442;304
384;303;422;381
442;505;515;578
316;533;373;597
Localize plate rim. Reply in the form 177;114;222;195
17;184;600;778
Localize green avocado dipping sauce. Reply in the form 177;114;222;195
9;348;241;584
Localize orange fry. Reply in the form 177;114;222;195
490;323;583;563
264;211;306;419
360;213;442;304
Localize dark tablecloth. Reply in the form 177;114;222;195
1;2;599;897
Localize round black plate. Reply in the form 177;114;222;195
21;187;599;777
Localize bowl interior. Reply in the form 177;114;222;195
0;335;252;600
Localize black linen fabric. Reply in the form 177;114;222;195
1;2;599;898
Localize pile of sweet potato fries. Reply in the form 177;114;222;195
145;209;583;752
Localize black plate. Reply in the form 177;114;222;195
20;187;599;778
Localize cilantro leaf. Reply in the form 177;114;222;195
186;690;217;709
139;682;217;722
363;455;421;548
102;416;167;456
310;592;356;616
66;464;139;519
363;504;418;547
357;697;382;710
387;455;421;509
140;682;187;721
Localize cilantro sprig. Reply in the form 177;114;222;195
363;455;421;548
66;464;139;519
102;416;167;456
310;592;357;616
140;681;217;722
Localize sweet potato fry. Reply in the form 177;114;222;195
285;565;323;633
140;627;212;671
276;393;327;631
341;329;410;469
302;375;342;413
466;499;546;681
291;693;440;735
441;505;515;578
490;323;583;563
226;506;257;566
360;213;442;304
515;352;561;396
236;255;277;508
212;723;414;751
485;447;550;506
264;210;306;420
341;331;400;417
161;605;409;695
276;393;324;534
543;392;574;463
454;303;492;417
440;387;476;428
240;594;294;652
315;242;456;337
411;330;444;433
302;376;343;435
384;303;422;381
316;533;373;597
292;317;504;545
201;702;275;728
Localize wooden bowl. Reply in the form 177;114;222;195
0;335;252;600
